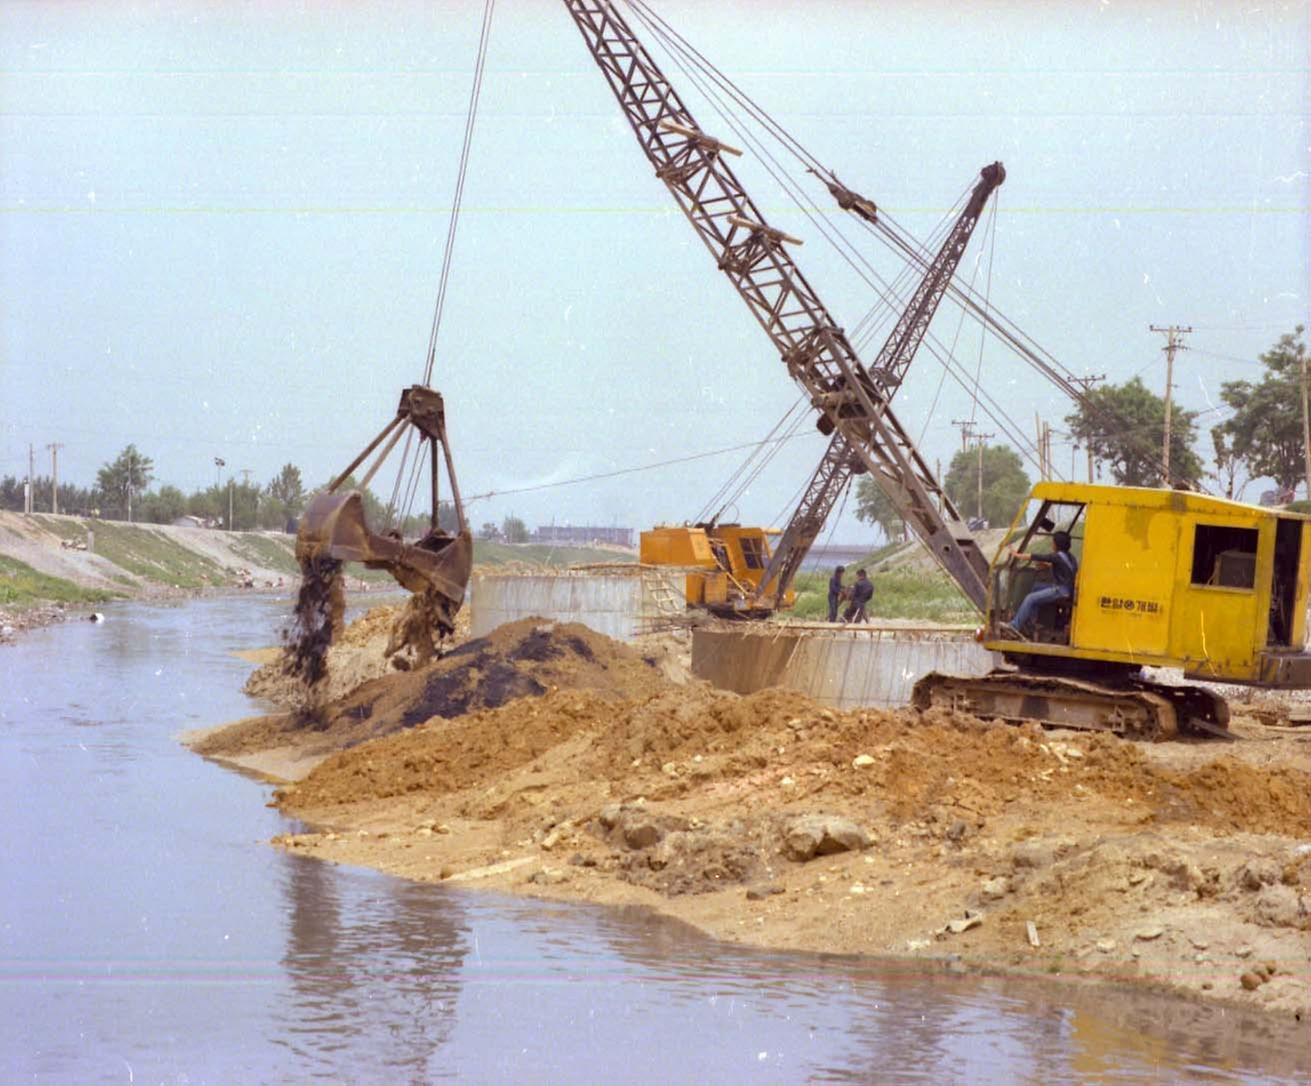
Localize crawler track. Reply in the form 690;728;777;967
911;670;1229;740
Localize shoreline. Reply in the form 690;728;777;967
199;738;1260;1018
187;683;1311;1024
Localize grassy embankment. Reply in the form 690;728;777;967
31;515;241;590
788;542;977;624
0;556;118;609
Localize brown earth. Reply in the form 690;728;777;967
189;614;1311;1019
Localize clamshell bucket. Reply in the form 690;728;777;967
288;385;473;672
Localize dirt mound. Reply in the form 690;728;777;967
206;617;673;767
276;678;1311;843
282;688;619;810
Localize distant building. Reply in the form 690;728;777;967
533;524;633;548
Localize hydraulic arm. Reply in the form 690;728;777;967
756;163;1005;608
563;0;991;610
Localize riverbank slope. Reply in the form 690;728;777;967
0;510;634;641
0;510;302;639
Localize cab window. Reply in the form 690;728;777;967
1190;524;1257;589
1018;500;1086;560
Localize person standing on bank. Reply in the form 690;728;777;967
827;565;846;623
843;568;873;623
1005;530;1078;638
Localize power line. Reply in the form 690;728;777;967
462;433;812;505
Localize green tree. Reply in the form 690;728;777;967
188;480;258;529
229;481;260;531
1065;376;1202;487
478;521;500;540
501;514;529;543
96;445;154;521
260;463;305;529
397;500;460;538
0;475;23;511
1209;426;1247;501
943;443;1031;527
138;485;188;524
1215;326;1308;497
854;477;905;542
0;475;94;514
187;486;223;522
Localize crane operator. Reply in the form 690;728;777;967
1004;530;1078;638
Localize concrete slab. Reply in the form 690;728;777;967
469;567;674;642
692;624;999;709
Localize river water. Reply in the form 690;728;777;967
1;596;1307;1084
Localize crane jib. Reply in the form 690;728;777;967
563;0;992;610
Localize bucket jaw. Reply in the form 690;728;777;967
296;490;473;629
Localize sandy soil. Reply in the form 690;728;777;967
190;607;1311;1020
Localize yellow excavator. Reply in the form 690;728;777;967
912;481;1311;737
640;523;793;618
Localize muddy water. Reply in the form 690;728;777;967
1;597;1307;1084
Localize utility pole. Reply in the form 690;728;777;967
228;478;234;532
214;456;225;490
239;468;254;530
951;420;980;516
974;431;995;521
1149;325;1191;484
46;443;64;514
1301;346;1311;501
1068;374;1104;483
952;418;977;454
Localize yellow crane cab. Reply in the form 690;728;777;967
983;481;1311;688
640;523;795;617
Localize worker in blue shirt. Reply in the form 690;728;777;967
843;568;873;623
1005;530;1078;638
827;565;846;622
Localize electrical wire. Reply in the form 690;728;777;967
628;1;1195;489
462;431;815;506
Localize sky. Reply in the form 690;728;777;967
2;0;1308;544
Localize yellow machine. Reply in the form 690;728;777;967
640;523;795;618
914;482;1311;737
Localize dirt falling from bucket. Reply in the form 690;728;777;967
283;555;345;702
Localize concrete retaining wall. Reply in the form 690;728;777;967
470;571;647;642
692;625;999;710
